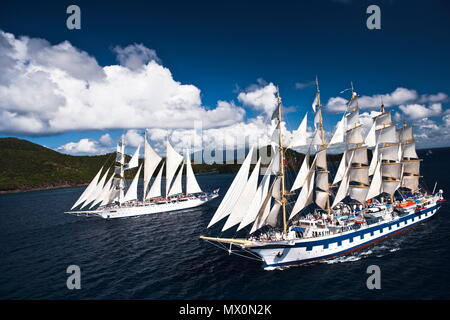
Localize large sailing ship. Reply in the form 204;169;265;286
201;81;445;270
67;134;219;219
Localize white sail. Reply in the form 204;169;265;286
379;144;400;162
368;144;379;176
185;151;202;194
221;158;261;232
329;115;346;145
314;108;321;128
346;125;364;145
101;185;116;206
207;146;254;228
125;145;140;170
402;175;419;192
166;141;184;196
289;113;308;148
71;167;104;210
237;159;273;231
349;166;369;185
366;160;382;200
382;180;400;195
146;163;164;199
403;142;418;159
143;138;162;199
348;186;369;204
315;190;329;210
331;151;354;208
347;146;368;165
374;111;392;129
316;171;329;191
400;126;414;142
365;122;377;147
312;92;318;113
346;110;359;129
332;150;347;185
316;148;327;169
290;159;316;219
291;154;309;191
381;162;402;179
123;165;142;202
312;128;323;145
250;176;279;233
168;163;184;196
89;172;113;209
403;160;420;175
82;169;109;209
376;125;398;144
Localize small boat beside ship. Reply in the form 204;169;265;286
66;134;219;219
200;80;445;270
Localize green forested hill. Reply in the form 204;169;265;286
0;137;345;193
0;138;117;192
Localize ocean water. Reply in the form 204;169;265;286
1;149;450;300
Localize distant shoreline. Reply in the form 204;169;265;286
0;183;89;195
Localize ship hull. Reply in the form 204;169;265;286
249;202;441;270
70;194;218;219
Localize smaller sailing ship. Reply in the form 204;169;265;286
201;82;445;270
67;134;219;219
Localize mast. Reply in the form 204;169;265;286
113;135;126;205
313;77;331;215
276;87;288;235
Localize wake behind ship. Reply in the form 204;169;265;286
200;81;446;270
67;134;218;219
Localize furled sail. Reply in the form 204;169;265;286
207;146;254;228
123;164;142;202
143;138;162;199
185;151;202;194
146;163;164;199
221;158;261;232
71;167;104;209
166;141;184;196
125;145;140;170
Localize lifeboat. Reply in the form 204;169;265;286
396;200;416;208
355;220;365;224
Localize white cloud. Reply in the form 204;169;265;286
399;103;442;120
99;133;113;146
238;82;277;116
124;129;144;147
0;30;245;135
113;43;160;70
58;138;105;155
325;87;447;113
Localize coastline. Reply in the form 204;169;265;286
0;183;89;195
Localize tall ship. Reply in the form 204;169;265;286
201;81;445;270
67;134;219;219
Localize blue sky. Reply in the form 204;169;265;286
0;0;449;154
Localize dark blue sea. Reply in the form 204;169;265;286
1;148;450;300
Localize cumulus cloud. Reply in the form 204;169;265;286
0;30;245;135
58;138;105;155
325;87;446;113
238;82;277;116
113;43;161;70
99;133;113;146
399;103;442;120
124;129;144;147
